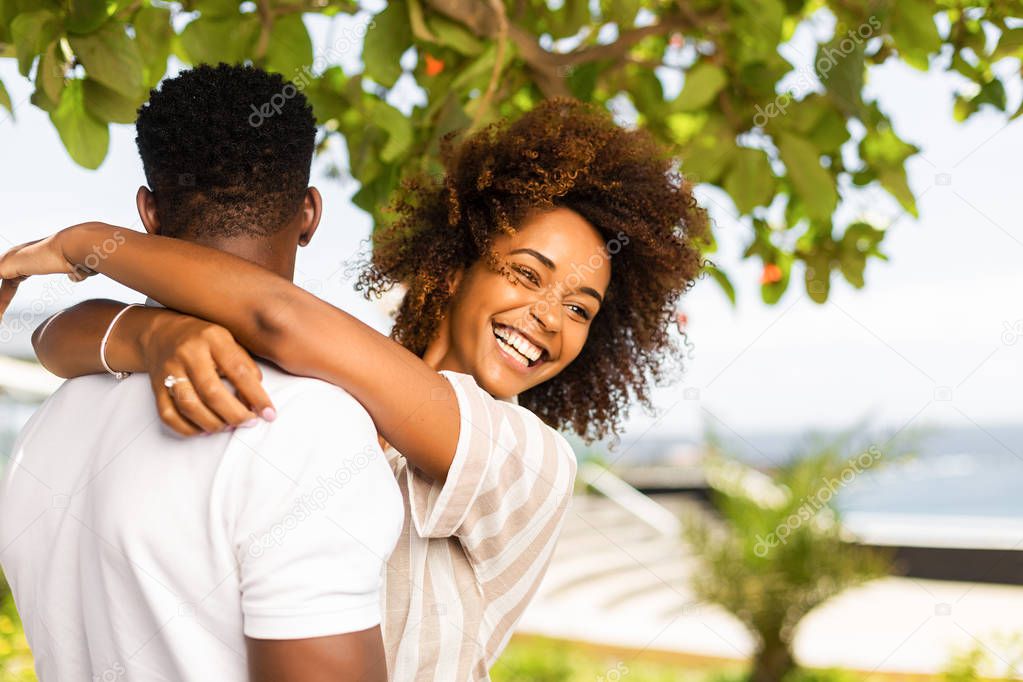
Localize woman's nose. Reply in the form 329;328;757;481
529;295;562;334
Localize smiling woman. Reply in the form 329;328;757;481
360;98;711;443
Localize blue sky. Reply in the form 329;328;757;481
0;11;1020;446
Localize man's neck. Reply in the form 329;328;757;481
190;233;297;281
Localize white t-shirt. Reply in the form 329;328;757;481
0;366;404;682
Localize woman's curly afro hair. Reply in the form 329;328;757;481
357;98;710;444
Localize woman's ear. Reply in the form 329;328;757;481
298;187;323;247
446;268;464;294
136;187;161;235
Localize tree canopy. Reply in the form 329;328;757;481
1;0;1020;303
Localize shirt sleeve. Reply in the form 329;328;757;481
404;370;578;574
223;379;403;640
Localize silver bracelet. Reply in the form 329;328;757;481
101;304;142;380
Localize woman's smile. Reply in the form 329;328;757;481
491;321;550;373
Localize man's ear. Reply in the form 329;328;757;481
136;187;160;235
297;187;323;247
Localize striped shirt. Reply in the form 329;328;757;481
381;370;578;681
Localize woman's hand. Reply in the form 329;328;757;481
140;314;276;437
0;230;89;318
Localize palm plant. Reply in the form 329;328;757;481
685;434;899;682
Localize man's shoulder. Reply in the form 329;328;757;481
256;364;365;413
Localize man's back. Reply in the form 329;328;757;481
0;365;403;681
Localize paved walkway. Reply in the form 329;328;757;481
518;494;1023;675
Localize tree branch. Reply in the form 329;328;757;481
473;0;508;128
254;0;274;62
546;16;691;68
422;0;717;99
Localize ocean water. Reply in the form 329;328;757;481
588;423;1023;524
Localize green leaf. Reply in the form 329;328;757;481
993;27;1023;60
601;0;640;27
776;131;837;223
803;250;831;303
68;21;144;98
49;79;109;169
675;114;737;185
705;264;737;305
808;106;850;152
815;34;864;119
878;166;917;217
363;0;411;88
675;61;727;112
628;67;665;117
451;41;508;92
178;13;259;65
839;222;885;288
731;0;784;63
83;77;141;123
0;78;12;119
11;10;61;77
423;14;483;56
37;39;65;104
860;126;917;167
889;0;941;70
303;68;349;124
133;6;172;88
724;147;776;213
973;78;1007;111
264;14;313;78
193;0;239;19
953;94;977;122
372;100;413;162
66;0;109;34
548;0;589;39
567;61;599;100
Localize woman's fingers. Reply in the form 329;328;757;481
151;373;203;437
166;365;230;434
0;277;25;319
211;342;275;422
185;349;260;428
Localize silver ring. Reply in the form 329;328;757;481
163;375;190;391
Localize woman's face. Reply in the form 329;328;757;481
427;207;612;399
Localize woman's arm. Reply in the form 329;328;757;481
1;223;460;483
33;299;274;435
34;299;153;378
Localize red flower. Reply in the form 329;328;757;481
760;263;783;285
675;310;688;334
424;54;445;76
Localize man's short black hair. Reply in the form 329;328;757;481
135;63;317;239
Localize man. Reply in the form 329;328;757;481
0;64;403;681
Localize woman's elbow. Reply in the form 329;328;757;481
247;290;305;370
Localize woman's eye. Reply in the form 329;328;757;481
513;265;540;285
568;304;591;320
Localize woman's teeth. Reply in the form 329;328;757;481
493;324;544;367
496;336;532;367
